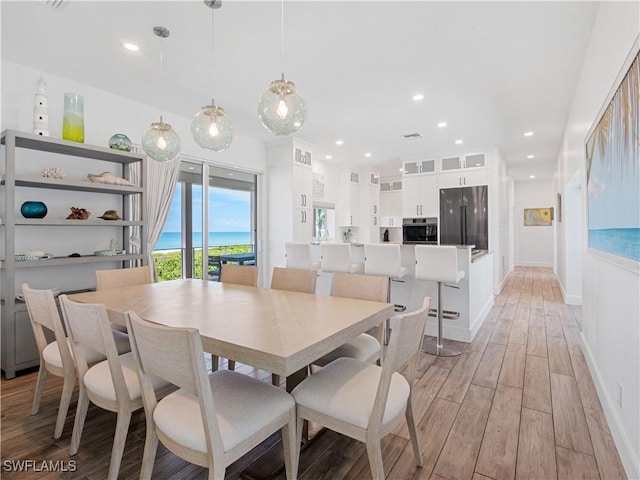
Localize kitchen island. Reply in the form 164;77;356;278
310;243;494;343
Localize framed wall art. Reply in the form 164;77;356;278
524;207;553;226
585;49;639;266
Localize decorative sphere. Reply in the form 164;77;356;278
21;201;48;219
142;122;181;162
257;77;308;136
191;104;234;152
108;133;133;152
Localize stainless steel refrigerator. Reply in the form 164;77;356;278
439;186;488;250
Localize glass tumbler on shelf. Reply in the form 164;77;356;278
62;93;84;143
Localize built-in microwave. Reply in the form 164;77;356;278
402;217;438;244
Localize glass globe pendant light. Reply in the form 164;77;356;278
257;0;308;136
192;0;234;152
142;26;181;162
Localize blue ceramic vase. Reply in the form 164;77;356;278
20;201;48;219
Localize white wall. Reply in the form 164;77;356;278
554;2;639;476
513;179;555;267
494;149;512;291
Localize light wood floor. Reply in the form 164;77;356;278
0;267;627;479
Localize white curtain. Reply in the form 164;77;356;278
129;148;180;280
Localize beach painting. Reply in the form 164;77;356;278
585;51;640;263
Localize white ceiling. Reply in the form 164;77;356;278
1;1;599;180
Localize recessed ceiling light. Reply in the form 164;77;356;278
228;173;234;176
336;140;344;146
412;93;424;101
524;131;534;137
399;168;404;172
364;152;372;158
527;154;535;159
437;122;447;128
455;139;463;145
123;42;139;52
325;155;332;160
188;166;195;170
529;175;536;179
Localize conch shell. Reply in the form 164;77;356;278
67;207;91;220
98;210;121;220
87;172;135;187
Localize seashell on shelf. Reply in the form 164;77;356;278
41;167;65;179
67;207;91;220
87;172;135;187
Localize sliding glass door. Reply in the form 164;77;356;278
153;159;257;281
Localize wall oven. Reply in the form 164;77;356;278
402;217;438;244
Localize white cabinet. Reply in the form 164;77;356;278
337;170;360;227
266;138;314;273
1;130;147;378
403;158;436;175
402;174;438;218
380;189;402;227
439;152;488;187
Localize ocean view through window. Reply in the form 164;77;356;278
153;161;257;281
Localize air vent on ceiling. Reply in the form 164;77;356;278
42;0;67;9
403;133;422;139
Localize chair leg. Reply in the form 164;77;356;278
211;355;219;372
140;415;159;480
107;409;132;480
31;366;47;415
365;437;386;480
70;387;90;456
405;398;424;468
282;409;299;480
54;374;75;439
228;359;236;371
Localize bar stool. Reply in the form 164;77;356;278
285;242;320;270
320;243;363;273
415;245;464;357
364;243;408;344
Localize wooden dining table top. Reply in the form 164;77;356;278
67;279;393;378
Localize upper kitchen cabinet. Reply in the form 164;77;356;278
337;170;360;227
363;172;380;242
439;152;489;188
380;180;402;228
403;158;436;176
402;174;438;218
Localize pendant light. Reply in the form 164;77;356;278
257;0;307;136
191;0;234;151
142;26;181;162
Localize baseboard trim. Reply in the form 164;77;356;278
581;333;639;479
514;261;554;267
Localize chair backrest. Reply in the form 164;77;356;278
125;311;224;456
363;243;402;277
320;243;353;273
21;284;73;370
330;272;388;302
220;264;258;286
285;242;314;270
59;295;130;403
96;266;153;290
414;245;461;283
369;296;430;430
271;267;317;294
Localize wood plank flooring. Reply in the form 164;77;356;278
0;267;628;479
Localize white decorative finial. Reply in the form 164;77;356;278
33;76;50;137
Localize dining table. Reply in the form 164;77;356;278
67;278;393;391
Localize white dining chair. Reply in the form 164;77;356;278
215;264;260;372
59;295;169;480
95;265;153;290
270;267;318;385
312;272;388;368
292;296;430;480
125;310;299;480
22;284;130;440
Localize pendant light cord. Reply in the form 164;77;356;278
280;0;285;78
159;34;165;122
211;5;215;104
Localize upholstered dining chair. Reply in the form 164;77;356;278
216;264;259;371
312;272;389;368
21;284;130;440
125;311;299;480
270;267;318;385
95;265;153;290
59;295;169;480
292;296;430;480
